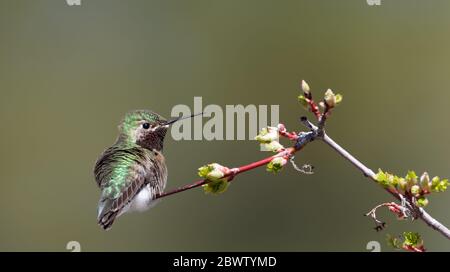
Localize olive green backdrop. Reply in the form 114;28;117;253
0;0;449;251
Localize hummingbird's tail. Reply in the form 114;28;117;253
98;211;119;230
97;199;120;230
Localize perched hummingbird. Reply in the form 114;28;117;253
94;110;200;230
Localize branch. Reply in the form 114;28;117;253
320;129;450;239
155;147;298;200
154;80;450;245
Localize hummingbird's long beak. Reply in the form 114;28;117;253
162;112;203;127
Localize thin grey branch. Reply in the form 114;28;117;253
320;130;450;240
298;117;450;240
321;133;375;178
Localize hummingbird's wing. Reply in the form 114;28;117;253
94;146;164;230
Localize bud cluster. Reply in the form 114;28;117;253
255;126;284;152
375;169;448;207
387;232;425;252
266;156;288;174
297;80;343;112
198;163;231;194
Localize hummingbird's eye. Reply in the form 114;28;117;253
142;123;150;129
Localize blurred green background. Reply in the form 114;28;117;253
0;0;449;251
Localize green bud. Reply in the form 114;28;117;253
410;185;421;197
397;178;407;194
440;179;449;191
203;179;229;195
403;232;423;248
386;234;402;249
335;94;343;105
208;169;224;180
431;176;440;186
374;169;387;183
198;163;226;181
406;170;418;183
416;197;429;207
199;163;230;195
391;175;400;188
255;127;279;143
301;80;310;94
198;164;214;179
405;171;418;192
260;141;284;152
324;89;336;108
431;176;448;192
298;95;309;109
266;157;287;174
420;172;431;193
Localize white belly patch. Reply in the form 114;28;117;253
120;184;161;215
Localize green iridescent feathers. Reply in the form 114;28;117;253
95;146;148;199
118;110;165;144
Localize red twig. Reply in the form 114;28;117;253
403;245;426;252
155;147;297;200
234;147;295;175
277;124;299;140
308;99;321;120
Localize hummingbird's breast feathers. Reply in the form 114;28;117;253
94;145;165;191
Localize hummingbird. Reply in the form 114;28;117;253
94;110;201;230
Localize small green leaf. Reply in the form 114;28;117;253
406;170;418;183
266;157;287;174
198;163;226;181
198;164;214;179
374;170;397;191
374;169;387;183
416;197;429;207
403;232;422;247
386;234;402;249
335;94;343;105
431;176;440;186
391;175;400;188
298;95;309;109
203;179;229;195
431;177;448;192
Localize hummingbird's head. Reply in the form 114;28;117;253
118;110;202;151
118;110;169;151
